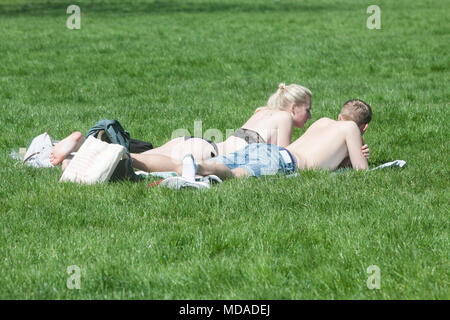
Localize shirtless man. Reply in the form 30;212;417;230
131;99;371;186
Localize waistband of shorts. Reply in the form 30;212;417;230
280;147;298;169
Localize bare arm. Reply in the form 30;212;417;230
344;123;369;170
338;143;370;169
337;156;352;169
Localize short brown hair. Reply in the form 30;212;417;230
340;99;372;126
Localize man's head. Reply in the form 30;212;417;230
338;99;372;134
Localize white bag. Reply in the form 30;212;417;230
59;136;126;184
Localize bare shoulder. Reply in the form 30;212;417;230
267;109;291;119
338;120;359;129
260;110;293;127
308;117;335;128
274;110;293;123
244;109;291;129
315;117;335;124
338;121;360;134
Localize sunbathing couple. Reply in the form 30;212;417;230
50;83;371;187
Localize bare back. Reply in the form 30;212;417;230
287;118;368;170
217;109;293;155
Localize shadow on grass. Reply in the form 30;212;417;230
0;0;345;17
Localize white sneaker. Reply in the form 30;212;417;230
197;175;223;184
159;176;210;190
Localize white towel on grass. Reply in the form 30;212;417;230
59;136;126;184
370;160;406;171
135;171;178;179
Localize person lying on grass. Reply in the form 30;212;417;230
131;99;372;183
138;83;313;161
49;83;312;169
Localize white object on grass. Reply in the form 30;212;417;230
134;171;149;177
159;176;210;189
59;136;126;184
197;175;223;184
150;171;179;179
135;171;179;179
181;154;197;182
371;160;406;171
23;132;55;168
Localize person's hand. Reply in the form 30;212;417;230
361;144;370;159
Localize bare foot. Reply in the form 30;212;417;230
50;131;84;166
61;156;73;172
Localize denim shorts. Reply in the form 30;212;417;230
208;143;298;177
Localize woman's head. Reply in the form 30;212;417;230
261;83;312;128
266;83;312;112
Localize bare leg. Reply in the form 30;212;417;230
131;153;182;173
230;168;250;178
131;153;249;181
141;137;216;162
49;131;84;166
196;161;249;180
141;137;185;156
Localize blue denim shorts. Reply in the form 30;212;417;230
208;143;298;177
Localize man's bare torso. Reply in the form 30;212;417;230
286;118;361;170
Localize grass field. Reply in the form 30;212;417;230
0;0;448;299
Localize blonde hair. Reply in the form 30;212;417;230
340;99;372;126
255;83;311;113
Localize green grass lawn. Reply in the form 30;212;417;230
0;0;448;299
